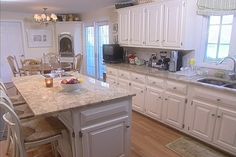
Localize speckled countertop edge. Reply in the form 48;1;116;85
106;63;236;94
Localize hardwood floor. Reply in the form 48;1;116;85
1;111;183;157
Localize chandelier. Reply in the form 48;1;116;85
33;8;57;25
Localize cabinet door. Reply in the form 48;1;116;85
189;100;217;142
146;4;163;47
163;0;183;48
106;76;117;86
131;82;145;112
146;87;163;120
130;7;145;46
163;93;185;129
118;9;130;45
213;107;236;153
118;79;130;91
82;118;129;157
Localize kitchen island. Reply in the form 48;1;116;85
13;73;135;157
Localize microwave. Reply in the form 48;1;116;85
103;44;124;63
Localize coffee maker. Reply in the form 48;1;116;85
169;51;182;72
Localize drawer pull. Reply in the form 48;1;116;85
129;83;131;86
211;114;215;117
217;115;221;118
158;96;162;99
135;77;138;80
126;125;130;128
216;99;221;102
141;90;143;93
173;87;177;90
165;98;168;101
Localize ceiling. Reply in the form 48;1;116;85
0;0;123;14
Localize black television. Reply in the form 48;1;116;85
103;44;123;63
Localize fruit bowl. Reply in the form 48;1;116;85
60;78;82;91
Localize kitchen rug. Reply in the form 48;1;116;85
166;137;231;157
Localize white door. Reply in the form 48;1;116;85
130;7;145;46
81;118;129;157
213;107;236;153
131;82;145;112
189;100;217;142
118;79;130;91
163;0;183;48
118;9;130;45
0;21;25;83
146;4;163;47
163;93;185;129
146;87;163;120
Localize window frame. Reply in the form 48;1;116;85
197;15;236;70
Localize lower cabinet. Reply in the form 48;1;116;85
81;117;129;157
213;107;236;153
131;82;145;112
145;87;163;120
163;92;186;129
189;100;217;142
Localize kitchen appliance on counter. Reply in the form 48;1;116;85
103;44;124;63
149;52;170;70
169;51;182;72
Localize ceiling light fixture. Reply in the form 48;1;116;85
33;8;57;25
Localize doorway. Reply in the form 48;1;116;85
84;22;109;80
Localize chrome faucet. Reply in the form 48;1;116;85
218;57;236;80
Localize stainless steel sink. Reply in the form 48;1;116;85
197;78;230;86
224;83;236;89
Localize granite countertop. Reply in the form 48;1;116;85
13;73;135;117
106;63;236;94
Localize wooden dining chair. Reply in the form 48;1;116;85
7;56;25;77
43;53;61;69
0;100;68;157
21;59;42;75
73;54;83;72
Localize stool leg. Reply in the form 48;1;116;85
6;126;11;155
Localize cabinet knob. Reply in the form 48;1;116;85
217;115;221;118
165;98;168;101
135;77;138;80
156;40;159;42
152;81;156;84
129;83;131;86
158;96;162;99
216;98;221;102
141;90;143;93
126;125;130;128
211;114;215;117
173;87;177;90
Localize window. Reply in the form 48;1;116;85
85;26;95;77
205;15;234;62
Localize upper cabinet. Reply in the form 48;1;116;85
117;0;196;50
118;9;130;45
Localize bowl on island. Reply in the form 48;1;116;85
60;78;82;91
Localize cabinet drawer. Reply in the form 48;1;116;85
80;101;130;127
166;80;187;95
106;67;118;77
147;76;164;89
131;73;145;84
118;70;130;80
193;87;236;108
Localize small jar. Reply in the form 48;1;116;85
45;77;53;88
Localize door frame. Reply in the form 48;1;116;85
83;21;109;79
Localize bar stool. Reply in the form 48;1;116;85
0;101;69;157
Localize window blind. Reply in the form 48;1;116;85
197;0;236;16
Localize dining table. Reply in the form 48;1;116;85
12;72;134;157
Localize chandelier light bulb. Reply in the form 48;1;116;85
33;8;57;25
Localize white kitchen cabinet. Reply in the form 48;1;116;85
131;82;145;112
146;87;163;120
213;107;236;154
162;0;183;48
81;116;129;157
145;3;163;47
118;79;131;91
118;9;130;45
163;92;186;129
189;100;217;142
106;76;117;86
130;6;145;46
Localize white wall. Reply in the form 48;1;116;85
0;11;57;60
